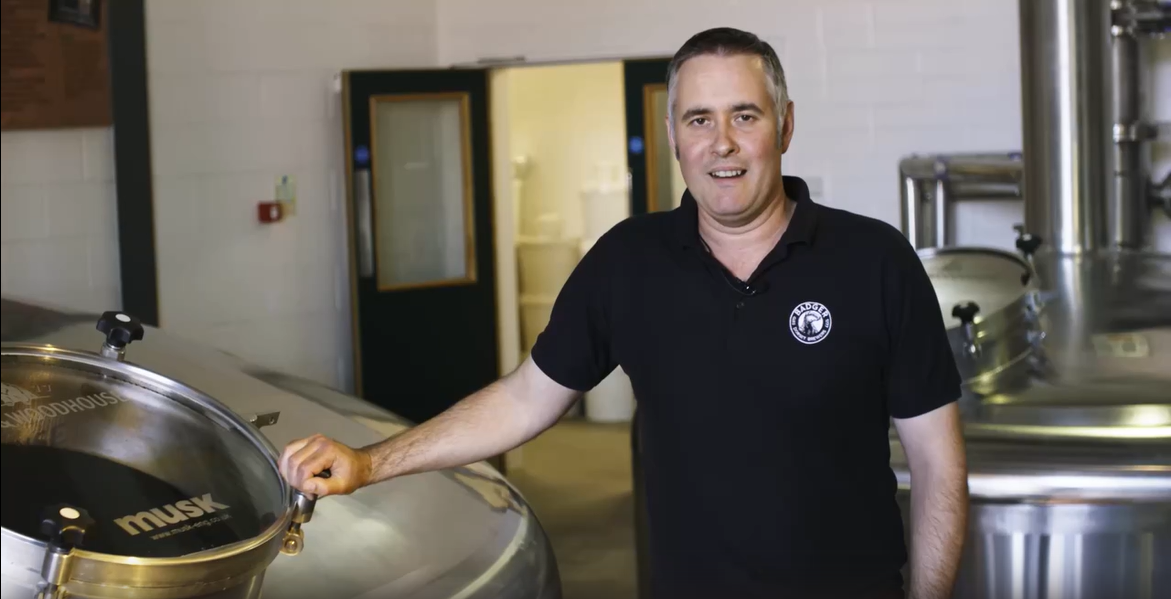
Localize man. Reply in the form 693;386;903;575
280;27;968;599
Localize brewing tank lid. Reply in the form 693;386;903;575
1;345;287;558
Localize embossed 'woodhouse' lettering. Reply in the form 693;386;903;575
1;391;127;428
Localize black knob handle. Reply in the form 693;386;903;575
952;302;980;325
40;504;94;553
96;311;144;349
1014;230;1043;258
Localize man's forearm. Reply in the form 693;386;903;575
908;467;968;599
358;363;569;485
358;379;529;483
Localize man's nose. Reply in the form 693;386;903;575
711;122;738;156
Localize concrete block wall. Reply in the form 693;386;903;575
143;0;438;391
1;128;121;312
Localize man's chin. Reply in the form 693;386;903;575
697;200;757;224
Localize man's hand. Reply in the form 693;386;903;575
893;401;968;599
279;434;374;497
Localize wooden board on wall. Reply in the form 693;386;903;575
1;0;111;131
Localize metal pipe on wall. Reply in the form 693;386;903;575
900;175;930;249
898;154;1024;249
1108;0;1171;248
1110;6;1147;249
1018;0;1112;255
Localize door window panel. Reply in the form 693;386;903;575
370;93;475;290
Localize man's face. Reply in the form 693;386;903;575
667;53;794;226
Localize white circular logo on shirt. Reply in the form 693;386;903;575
789;301;832;345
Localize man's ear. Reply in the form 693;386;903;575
665;115;679;160
780;101;795;153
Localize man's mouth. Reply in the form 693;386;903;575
710;169;746;179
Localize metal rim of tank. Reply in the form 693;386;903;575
888;429;1171;505
948;381;1171;444
915;245;1045;331
0;343;297;595
916;245;1048;391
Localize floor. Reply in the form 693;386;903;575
506;418;640;599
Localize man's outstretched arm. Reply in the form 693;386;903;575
279;356;583;496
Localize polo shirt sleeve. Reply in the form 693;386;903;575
528;229;620;392
882;235;963;419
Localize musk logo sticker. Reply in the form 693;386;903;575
114;493;231;537
789;301;832;345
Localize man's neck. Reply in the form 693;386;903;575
697;190;794;281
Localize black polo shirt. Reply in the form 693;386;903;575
530;175;962;599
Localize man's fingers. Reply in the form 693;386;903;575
279;435;319;480
296;451;337;492
290;440;329;487
307;473;347;497
279;435;364;498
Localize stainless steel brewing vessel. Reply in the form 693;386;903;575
894;245;1171;599
0;298;561;599
889;0;1170;595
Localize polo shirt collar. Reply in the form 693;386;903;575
673;175;819;253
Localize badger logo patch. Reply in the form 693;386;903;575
789;301;832;345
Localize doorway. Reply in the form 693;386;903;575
490;60;640;428
339;57;675;429
486;60;677;599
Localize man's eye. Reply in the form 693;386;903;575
737;114;756;122
690;117;708;126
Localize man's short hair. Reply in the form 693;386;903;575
666;27;790;144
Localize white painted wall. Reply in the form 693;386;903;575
1;128;121;312
142;0;438;392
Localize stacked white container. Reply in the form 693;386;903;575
578;161;637;422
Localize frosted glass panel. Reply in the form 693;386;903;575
648;86;686;212
371;94;473;290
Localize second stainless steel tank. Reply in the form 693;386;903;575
891;246;1171;599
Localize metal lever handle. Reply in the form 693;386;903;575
36;504;94;599
96;311;144;361
1012;225;1044;279
952;302;982;359
354;169;374;278
282;469;331;556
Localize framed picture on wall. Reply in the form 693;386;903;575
48;0;102;29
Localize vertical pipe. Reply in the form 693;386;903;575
934;179;949;248
901;174;930;248
1018;0;1111;254
1109;4;1149;249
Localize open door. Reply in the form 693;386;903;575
623;57;672;599
624;58;678;217
342;69;499;426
